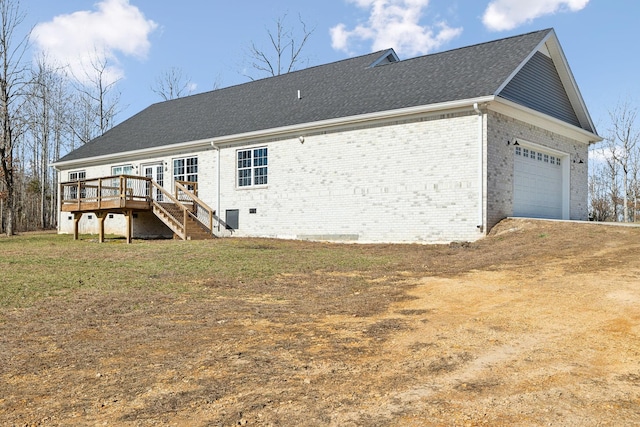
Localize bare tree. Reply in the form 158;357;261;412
0;0;30;236
151;66;194;101
71;54;122;144
244;14;314;80
588;159;614;221
25;54;72;229
606;100;640;222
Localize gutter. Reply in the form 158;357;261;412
50;96;497;169
50;137;216;169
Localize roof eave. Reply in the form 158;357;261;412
491;97;602;144
52;96;497;169
212;96;497;147
50;137;215;169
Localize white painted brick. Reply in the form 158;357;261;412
215;113;483;243
57;109;589;244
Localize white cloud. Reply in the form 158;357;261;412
31;0;158;84
482;0;589;32
330;0;462;57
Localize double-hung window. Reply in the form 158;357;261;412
111;164;134;176
69;170;86;182
68;170;86;200
111;165;134;198
237;147;268;187
173;157;198;183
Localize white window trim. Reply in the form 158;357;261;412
111;164;134;176
236;146;268;189
68;170;86;181
172;156;198;185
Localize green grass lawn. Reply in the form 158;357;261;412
0;233;406;309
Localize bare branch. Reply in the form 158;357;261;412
242;13;315;81
604;99;640;222
151;66;194;101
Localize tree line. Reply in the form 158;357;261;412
589;100;640;222
0;0;313;237
0;1;121;235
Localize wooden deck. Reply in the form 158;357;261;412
61;198;152;212
59;175;216;243
60;175;153;243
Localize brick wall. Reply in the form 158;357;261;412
56;108;590;243
485;110;589;230
216;112;484;243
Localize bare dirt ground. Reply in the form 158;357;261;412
2;218;640;426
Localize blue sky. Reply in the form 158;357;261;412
24;1;638;138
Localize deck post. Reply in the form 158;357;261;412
73;212;83;240
96;212;107;243
125;209;133;244
183;209;188;240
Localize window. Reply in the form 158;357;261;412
69;170;86;181
110;165;134;197
237;147;268;187
68;170;86;200
112;165;133;176
173;157;198;183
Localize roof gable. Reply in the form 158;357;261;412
495;29;595;134
368;49;400;67
499;51;581;127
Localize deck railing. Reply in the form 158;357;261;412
60;174;215;240
175;180;198;198
60;175;152;211
174;181;214;232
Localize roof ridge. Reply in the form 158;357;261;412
168;49;390;104
387;28;552;67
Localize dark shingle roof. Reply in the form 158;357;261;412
58;29;553;163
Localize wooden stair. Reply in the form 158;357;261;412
150;182;215;240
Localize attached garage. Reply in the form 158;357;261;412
513;143;568;219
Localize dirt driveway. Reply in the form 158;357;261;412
2;219;640;426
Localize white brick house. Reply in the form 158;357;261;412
52;29;600;243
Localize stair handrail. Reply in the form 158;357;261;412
150;181;189;239
174;181;215;232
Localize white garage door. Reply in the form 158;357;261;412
513;146;564;219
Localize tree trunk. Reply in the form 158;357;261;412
5;179;14;235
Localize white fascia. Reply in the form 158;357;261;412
50;137;215;170
494;29;597;136
52;96;497;170
210;96;496;148
490;97;602;144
